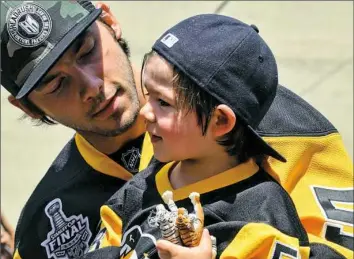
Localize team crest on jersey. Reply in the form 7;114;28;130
41;198;92;259
6;2;52;47
122;147;141;173
87;225;156;258
119;226;156;259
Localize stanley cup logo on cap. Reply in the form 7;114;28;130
6;2;52;47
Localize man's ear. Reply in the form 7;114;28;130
211;104;236;138
8;95;42;119
96;2;122;39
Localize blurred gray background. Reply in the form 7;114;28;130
1;1;353;227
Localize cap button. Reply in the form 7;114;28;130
250;24;259;33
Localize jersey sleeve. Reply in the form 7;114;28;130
257;86;353;250
220;222;352;259
87;205;123;252
220;223;310;259
264;132;354;251
13;209;51;259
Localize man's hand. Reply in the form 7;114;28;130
156;229;216;259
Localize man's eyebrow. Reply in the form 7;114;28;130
36;29;92;90
36;72;60;91
73;29;91;53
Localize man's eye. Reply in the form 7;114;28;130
158;99;170;107
78;38;95;60
48;78;65;94
79;47;93;60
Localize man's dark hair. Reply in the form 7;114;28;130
20;18;131;125
142;51;256;163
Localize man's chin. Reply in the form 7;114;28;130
80;111;139;137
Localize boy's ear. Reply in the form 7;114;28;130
96;2;122;39
8;95;42;119
211;104;236;137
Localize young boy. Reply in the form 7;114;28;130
82;14;351;259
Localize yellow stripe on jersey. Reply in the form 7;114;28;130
75;134;133;181
155;159;259;201
139;133;154;172
220;223;310;259
13;249;22;259
88;205;124;251
100;205;123;247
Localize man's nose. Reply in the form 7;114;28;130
140;101;156;123
77;67;104;103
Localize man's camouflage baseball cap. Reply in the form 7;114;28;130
1;1;101;99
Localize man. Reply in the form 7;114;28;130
1;1;352;258
1;1;152;258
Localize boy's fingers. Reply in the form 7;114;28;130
156;229;214;259
156;240;179;259
199;229;212;252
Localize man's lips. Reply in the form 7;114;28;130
92;91;119;119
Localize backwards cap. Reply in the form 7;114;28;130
152;14;286;162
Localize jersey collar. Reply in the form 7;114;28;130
75;133;133;181
155;159;259;201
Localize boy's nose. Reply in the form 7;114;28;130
140;102;156;123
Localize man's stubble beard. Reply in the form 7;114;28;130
37;36;140;137
52;60;140;137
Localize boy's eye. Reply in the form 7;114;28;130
158;99;170;107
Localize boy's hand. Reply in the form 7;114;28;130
95;2;121;39
156;229;215;259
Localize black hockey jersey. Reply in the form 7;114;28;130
13;134;153;259
82;159;351;258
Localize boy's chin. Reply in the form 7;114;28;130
153;152;174;163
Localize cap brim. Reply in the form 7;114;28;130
247;125;287;162
16;8;102;99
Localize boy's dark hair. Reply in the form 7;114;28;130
142;51;255;163
20;18;131;126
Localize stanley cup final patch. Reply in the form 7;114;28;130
6;2;52;47
41;198;92;259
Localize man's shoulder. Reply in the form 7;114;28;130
25;136;90;204
257;85;337;136
14;137;94;247
15;195;97;258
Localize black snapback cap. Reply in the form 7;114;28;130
1;0;101;99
